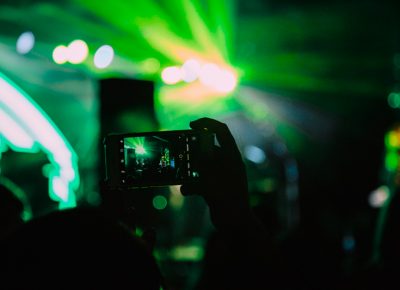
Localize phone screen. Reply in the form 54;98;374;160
113;131;205;187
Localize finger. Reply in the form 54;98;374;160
190;117;241;157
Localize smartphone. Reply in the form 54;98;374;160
104;129;214;188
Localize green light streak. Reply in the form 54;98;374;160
182;0;225;64
0;72;79;209
125;136;146;152
30;0;240;127
155;83;240;129
72;0;236;75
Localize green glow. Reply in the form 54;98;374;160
69;0;241;131
152;195;167;210
169;245;204;262
385;151;398;172
125;137;149;155
0;72;79;209
135;145;146;155
154;244;205;262
385;131;400;148
388;92;400;109
155;83;240;129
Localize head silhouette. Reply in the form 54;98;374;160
0;207;162;289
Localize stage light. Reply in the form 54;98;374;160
181;59;201;83
67;39;88;64
161;66;182;84
16;31;35;55
94;45;114;69
369;186;390;208
199;63;220;86
135;145;146;155
244;145;266;164
153;195;167;210
52;45;69;64
214;69;237;93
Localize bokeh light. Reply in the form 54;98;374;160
214;69;237;93
16;31;35;54
161;66;182;84
244;145;267;164
388;92;400;109
181;59;201;83
369;186;390;208
94;45;114;69
67;39;88;64
52;45;69;64
153;195;168;210
199;63;220;87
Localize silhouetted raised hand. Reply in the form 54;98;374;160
181;118;275;290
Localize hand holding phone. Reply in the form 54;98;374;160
104;129;214;188
180;118;252;232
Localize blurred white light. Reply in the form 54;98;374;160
214;69;237;93
244;145;266;164
181;59;201;83
135;145;146;155
67;39;88;64
51;177;68;202
369;185;390;208
161;66;182;85
0;72;79;208
16;31;35;54
199;63;221;86
94;45;114;69
0;108;35;149
52;45;69;64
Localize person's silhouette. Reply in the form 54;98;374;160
0;207;162;289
